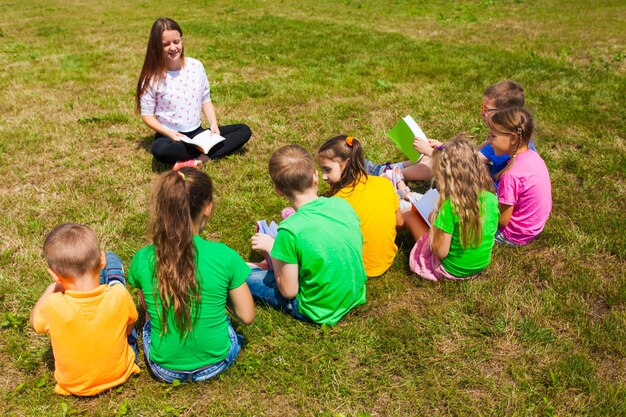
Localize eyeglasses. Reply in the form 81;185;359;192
480;103;498;114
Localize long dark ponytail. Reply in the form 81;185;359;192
149;167;213;337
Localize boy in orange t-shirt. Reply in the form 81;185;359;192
30;223;140;396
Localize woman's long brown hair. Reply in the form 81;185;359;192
135;17;185;112
430;136;494;250
149;167;213;337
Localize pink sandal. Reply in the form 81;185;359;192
172;159;200;171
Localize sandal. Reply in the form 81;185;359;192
172;159;200;171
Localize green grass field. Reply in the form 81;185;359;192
1;0;624;415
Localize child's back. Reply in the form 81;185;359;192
432;190;499;277
32;284;139;395
129;236;250;370
31;223;139;396
497;149;552;245
317;135;399;278
272;196;366;325
335;175;398;277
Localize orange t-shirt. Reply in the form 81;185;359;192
336;175;399;277
32;284;140;396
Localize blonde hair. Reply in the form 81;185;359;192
43;223;101;278
430;136;494;249
150;167;213;337
484;80;525;109
269;145;316;198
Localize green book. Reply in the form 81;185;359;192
387;115;429;163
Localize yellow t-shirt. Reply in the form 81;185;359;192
336;175;399;277
32;284;140;396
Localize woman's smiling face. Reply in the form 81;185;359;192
162;30;183;69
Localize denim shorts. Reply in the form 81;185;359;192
142;320;242;383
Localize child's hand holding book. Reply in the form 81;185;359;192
251;233;275;253
413;138;443;158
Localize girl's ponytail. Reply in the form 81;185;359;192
149;167;213;337
317;135;368;196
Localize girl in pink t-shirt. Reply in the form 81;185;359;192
486;108;552;246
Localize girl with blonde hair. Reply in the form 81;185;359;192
405;136;500;281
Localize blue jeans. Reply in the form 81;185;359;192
246;267;312;323
142;320;242;383
99;251;138;361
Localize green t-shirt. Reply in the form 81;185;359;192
271;197;367;325
129;236;250;370
434;191;499;277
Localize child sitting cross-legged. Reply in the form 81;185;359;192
30;223;140;396
403;137;500;281
485;108;552;246
129;168;254;383
248;144;367;325
316;135;402;277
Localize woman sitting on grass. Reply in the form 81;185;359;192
136;17;251;170
129;168;254;383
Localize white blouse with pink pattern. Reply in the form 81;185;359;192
140;57;211;132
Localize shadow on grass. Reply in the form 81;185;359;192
42;345;54;371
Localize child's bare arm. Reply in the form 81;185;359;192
498;203;514;227
30;282;64;328
431;228;452;260
228;283;255;324
272;260;299;299
395;209;404;228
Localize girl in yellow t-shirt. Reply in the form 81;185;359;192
317;135;403;277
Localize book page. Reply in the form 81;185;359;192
408;188;440;227
403;115;428;142
256;220;279;238
180;130;226;154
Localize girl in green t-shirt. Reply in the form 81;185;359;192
403;137;500;281
128;167;254;383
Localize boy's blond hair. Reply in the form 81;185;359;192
268;145;316;198
484;80;525;109
43;223;101;278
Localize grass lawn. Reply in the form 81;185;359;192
0;0;624;415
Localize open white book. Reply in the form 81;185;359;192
407;188;440;227
180;130;226;154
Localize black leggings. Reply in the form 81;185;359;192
151;124;252;164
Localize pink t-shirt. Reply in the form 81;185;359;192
498;150;552;245
140;57;211;132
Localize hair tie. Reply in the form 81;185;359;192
436;144;446;151
345;136;354;147
177;171;186;182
